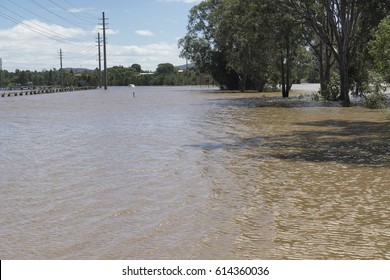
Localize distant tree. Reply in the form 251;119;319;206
63;70;75;86
14;69;28;85
156;63;175;75
131;64;142;73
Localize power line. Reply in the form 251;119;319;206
6;0;93;31
0;3;87;44
6;0;56;27
68;43;97;55
0;12;89;47
0;12;97;70
48;0;97;25
0;2;97;57
0;11;68;44
28;0;88;30
62;0;97;20
0;1;102;71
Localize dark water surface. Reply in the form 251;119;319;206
1;86;389;259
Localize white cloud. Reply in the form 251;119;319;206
135;30;155;37
1;19;86;40
0;20;184;72
0;20;98;70
92;25;119;36
68;7;95;14
108;42;185;71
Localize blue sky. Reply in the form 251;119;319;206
0;0;202;72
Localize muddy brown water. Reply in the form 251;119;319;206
1;86;389;259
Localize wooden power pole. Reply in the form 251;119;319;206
98;32;102;88
59;49;64;87
102;12;108;90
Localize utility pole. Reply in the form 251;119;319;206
59;49;64;87
101;12;108;90
97;33;102;88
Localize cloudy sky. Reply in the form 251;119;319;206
0;0;202;72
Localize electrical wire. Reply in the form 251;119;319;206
6;0;94;31
0;11;97;69
0;3;87;44
0;12;91;47
48;0;97;25
1;1;100;47
0;0;103;70
62;0;97;20
28;0;88;29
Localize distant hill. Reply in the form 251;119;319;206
175;63;196;71
64;68;89;73
63;64;196;73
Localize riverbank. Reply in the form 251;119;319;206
214;83;390;108
2;83;389;111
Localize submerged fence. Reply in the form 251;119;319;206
1;86;96;98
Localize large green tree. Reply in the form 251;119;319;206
215;0;273;91
288;0;390;103
271;1;304;97
370;15;390;82
179;0;240;89
179;0;303;93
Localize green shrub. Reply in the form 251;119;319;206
319;72;341;101
319;83;340;101
365;92;388;109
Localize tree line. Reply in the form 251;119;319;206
179;0;390;105
0;63;213;89
106;63;213;87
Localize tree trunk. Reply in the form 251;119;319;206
324;45;332;89
281;55;287;97
319;42;325;92
257;77;266;92
285;37;291;98
239;74;247;92
281;32;290;98
319;42;333;95
339;58;350;104
338;8;351;105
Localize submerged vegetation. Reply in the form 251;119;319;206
179;0;390;106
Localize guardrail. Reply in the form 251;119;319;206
1;86;97;97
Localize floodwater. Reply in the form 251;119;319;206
1;86;389;259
